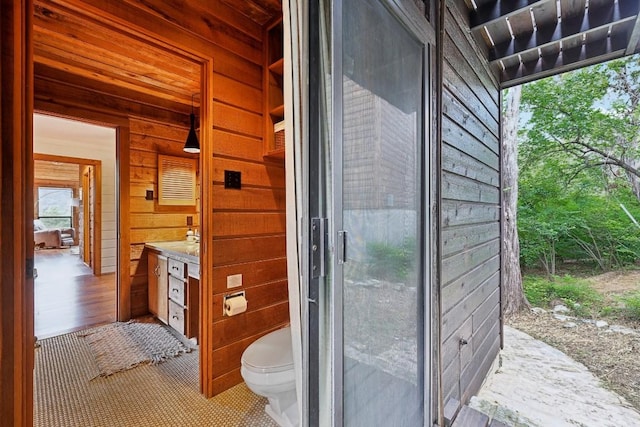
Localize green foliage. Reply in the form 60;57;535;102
620;293;640;320
518;154;640;271
522;276;551;307
518;55;640;272
523;275;602;315
367;240;415;282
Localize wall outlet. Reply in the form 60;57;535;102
226;274;242;288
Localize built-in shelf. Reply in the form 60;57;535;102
263;17;285;159
269;58;284;75
270;104;285;117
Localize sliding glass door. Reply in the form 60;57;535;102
308;0;435;425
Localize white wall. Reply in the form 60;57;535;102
33;113;117;274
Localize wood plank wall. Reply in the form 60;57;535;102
128;118;199;317
440;2;502;408
209;46;289;397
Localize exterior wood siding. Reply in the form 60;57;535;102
440;3;501;407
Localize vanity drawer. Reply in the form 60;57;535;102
168;258;186;279
168;300;185;336
168;275;186;305
188;262;199;280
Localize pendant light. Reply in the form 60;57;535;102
184;93;200;154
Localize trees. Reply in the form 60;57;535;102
502;86;529;315
520;55;640;202
518;55;640;274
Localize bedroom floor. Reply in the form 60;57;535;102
35;247;116;339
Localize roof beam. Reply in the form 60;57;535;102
490;1;639;63
500;33;628;88
470;0;551;30
626;12;640;54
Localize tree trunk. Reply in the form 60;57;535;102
502;86;530;316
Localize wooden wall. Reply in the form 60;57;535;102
34;159;79;185
128;118;199;317
208;45;289;397
440;2;502;408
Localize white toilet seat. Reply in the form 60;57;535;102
241;327;294;373
240;326;298;427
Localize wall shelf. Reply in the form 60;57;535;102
263;17;285;159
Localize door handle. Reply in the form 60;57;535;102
337;230;347;264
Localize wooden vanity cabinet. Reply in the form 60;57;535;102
147;251;168;324
169;258;199;341
148;251;199;341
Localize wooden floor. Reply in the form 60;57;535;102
35;247;116;339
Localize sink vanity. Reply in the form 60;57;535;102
146;241;200;342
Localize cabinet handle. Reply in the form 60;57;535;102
154;265;159;277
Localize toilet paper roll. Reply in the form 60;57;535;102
224;295;247;316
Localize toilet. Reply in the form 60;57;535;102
241;326;299;427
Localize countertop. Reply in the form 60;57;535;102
145;240;200;264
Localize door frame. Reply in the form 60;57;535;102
0;0;35;424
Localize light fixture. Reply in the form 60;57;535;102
184;93;200;154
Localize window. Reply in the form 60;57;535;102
37;187;73;228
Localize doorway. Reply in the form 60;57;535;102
33;114;117;338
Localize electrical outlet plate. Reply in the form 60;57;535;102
226;273;242;288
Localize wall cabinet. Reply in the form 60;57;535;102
263;17;285;159
148;252;168;324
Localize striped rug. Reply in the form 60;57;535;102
79;321;192;378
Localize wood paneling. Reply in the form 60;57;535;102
212;301;289;348
440;4;502;412
34;159;79;183
207;10;288;392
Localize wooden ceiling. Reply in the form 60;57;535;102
33;0;282;115
465;0;640;87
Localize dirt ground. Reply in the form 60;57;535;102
508;270;640;412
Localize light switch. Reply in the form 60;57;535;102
224;170;241;189
226;274;242;288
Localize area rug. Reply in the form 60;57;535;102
79;321;192;378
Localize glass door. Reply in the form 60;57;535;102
321;0;434;425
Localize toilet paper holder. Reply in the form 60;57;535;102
223;291;247;316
